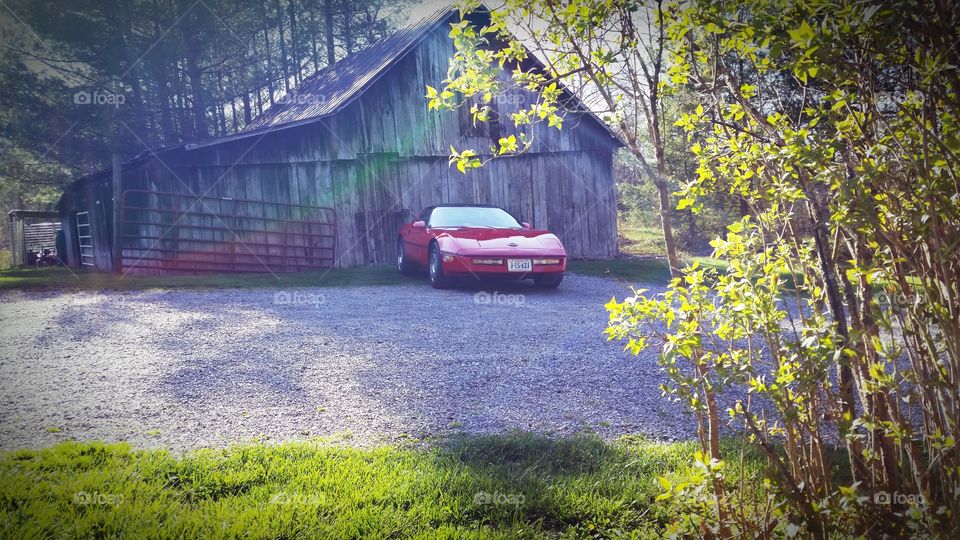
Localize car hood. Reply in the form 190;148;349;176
434;228;565;253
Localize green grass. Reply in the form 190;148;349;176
568;259;675;284
618;225;670;258
0;266;420;291
0;434;763;538
565;222;728;285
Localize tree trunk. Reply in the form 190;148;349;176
807;197;869;486
649;114;682;277
184;45;208;138
215;73;227;136
230;88;239;132
308;1;321;71
242;91;252;125
324;0;336;63
173;51;193;138
258;1;276;105
341;0;354;54
273;0;291;93
119;0;149;138
288;0;301;83
181;1;209;138
655;180;681;277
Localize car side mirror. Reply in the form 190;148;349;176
521;222;532;229
412;220;426;229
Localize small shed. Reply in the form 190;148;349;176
57;5;624;275
7;210;62;267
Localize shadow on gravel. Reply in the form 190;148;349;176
403;272;569;294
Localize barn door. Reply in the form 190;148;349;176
355;154;404;266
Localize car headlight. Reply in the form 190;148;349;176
533;258;562;265
472;258;504;265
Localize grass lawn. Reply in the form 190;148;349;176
617;225;671;259
567;259;674;284
567;256;726;284
0;433;762;538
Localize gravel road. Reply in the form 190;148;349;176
0;273;702;451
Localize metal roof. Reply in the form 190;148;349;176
240;7;458;133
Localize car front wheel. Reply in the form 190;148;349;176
428;244;448;289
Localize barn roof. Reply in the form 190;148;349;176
240;7;455;133
186;4;624;150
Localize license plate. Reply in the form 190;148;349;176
507;259;532;272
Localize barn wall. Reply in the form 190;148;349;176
119;146;616;270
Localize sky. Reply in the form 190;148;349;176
404;0;460;22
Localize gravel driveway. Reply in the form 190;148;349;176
0;273;698;451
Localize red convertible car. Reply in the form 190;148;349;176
397;204;567;289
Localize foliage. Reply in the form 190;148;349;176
0;434;766;538
607;0;960;537
616;132;738;255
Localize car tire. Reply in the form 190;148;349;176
397;238;415;275
428;243;448;289
533;273;563;289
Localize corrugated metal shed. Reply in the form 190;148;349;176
8;210;62;266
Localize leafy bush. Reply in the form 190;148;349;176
607;0;960;537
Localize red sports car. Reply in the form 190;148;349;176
397;204;567;289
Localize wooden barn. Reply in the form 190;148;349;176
57;5;623;274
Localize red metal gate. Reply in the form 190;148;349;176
119;190;336;274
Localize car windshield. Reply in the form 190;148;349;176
428;207;521;229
